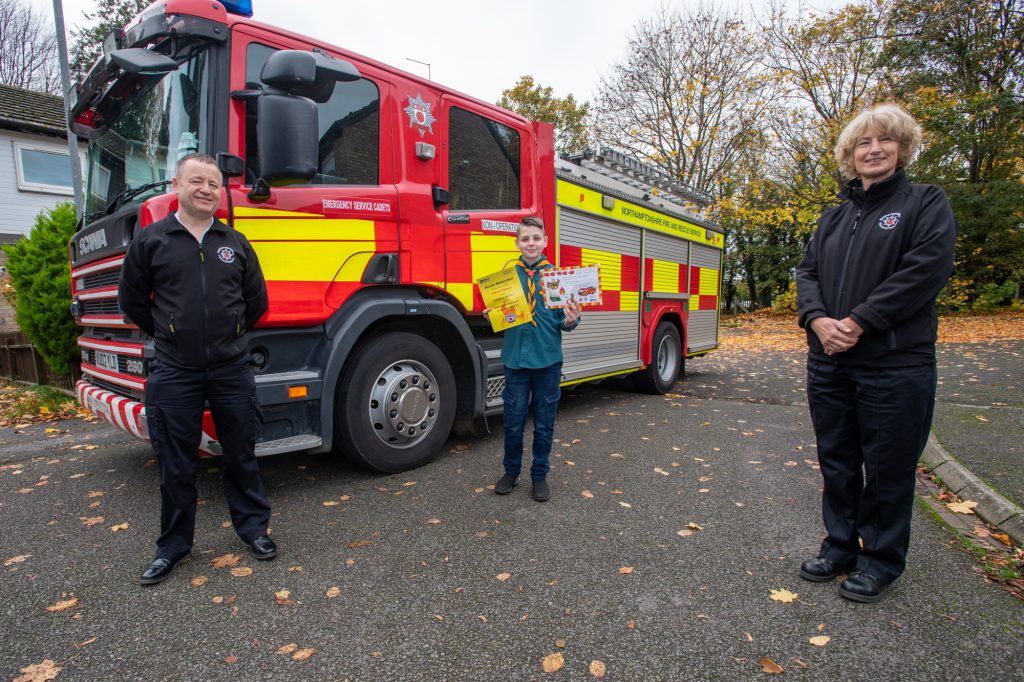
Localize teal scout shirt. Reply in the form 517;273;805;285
500;256;580;370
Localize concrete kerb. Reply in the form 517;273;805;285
921;432;1024;545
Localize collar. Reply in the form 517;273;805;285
170;212;222;233
840;167;908;206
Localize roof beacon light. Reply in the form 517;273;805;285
221;0;254;17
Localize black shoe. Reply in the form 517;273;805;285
249;535;278;560
494;473;518;495
838;570;890;603
799;557;854;582
531;479;550;502
140;555;185;585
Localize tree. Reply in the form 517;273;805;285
0;0;59;93
497;75;590;156
881;0;1024;307
3;203;79;375
593;6;773;200
69;0;148;80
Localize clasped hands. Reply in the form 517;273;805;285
810;316;863;356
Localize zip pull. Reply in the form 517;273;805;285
169;312;175;334
851;209;862;234
199;246;205;263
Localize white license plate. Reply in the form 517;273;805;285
94;350;118;372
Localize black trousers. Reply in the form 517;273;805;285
145;356;271;560
806;358;936;583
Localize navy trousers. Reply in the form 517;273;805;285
502;363;562;481
806;358;936;583
145;355;271;560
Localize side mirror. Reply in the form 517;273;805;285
216;152;245;177
109;48;178;76
256;93;318;186
260;49;361;103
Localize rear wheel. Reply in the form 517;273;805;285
633;322;682;394
334;332;456;473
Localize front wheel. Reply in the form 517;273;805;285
633;322;683;394
334;332;456;473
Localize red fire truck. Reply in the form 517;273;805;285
68;0;723;473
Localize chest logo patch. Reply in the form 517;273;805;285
878;212;901;230
217;246;236;263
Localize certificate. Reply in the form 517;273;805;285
477;267;532;332
539;265;601;307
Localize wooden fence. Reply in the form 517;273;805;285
0;332;79;392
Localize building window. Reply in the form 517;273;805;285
13;143;82;195
448;107;521;210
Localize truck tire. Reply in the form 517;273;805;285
633;322;683;394
334;332;456;473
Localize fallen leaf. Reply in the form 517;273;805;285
79;516;104;526
322;500;339;507
992;532;1012;546
13;659;61;682
769;588;798;604
618;566;634;574
339;495;351;501
288;566;302;572
110;523;129;532
686;522;704;531
276;643;298;655
946;500;978;515
46;598;79;613
654;467;670;476
292;648;316;661
74;637;98;648
191;576;208;587
589;659;607;678
346;539;373;549
44;427;60;433
555;639;566;648
496;572;512;582
581;490;594;498
432;614;444;621
744;632;754;642
86;491;104;498
758;657;783;674
542;652;564;673
676;529;694;537
618;501;632;509
223;655;239;664
626;619;636;629
809;635;831;646
426;518;442;525
211;553;241;568
230;567;253;577
975;415;990;422
274;589;295;605
4;554;30;566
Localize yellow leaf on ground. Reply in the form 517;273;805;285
686;522;704;531
44;427;60;433
191;576;208;587
230;567;253;577
975;415;990;422
541;652;564;673
4;554;30;566
618;566;634;574
276;643;298;655
288;566;303;572
426;518;442;525
581;490;594;498
809;635;831;646
211;553;241;568
110;523;129;532
496;572;512;582
992;532;1012;546
759;657;783;674
326;586;341;599
946;500;978;515
46;598;79;613
589;659;607;678
322;500;339;506
654;467;670;476
618;501;632;509
275;589;295;605
13;659;61;682
79;516;104;526
292;648;316;661
86;491;104;498
769;588;798;604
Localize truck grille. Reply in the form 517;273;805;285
81;299;121;316
81;271;120;289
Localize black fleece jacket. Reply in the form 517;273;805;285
118;215;269;370
795;169;956;367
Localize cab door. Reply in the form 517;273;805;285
229;28;398;326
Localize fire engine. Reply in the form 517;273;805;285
67;0;723;473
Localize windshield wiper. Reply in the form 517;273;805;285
106;179;173;215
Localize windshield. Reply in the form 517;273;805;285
85;48;212;217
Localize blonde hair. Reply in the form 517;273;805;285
834;104;923;180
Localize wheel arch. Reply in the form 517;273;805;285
643;309;686;365
314;288;486;453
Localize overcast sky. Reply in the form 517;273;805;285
32;0;848;103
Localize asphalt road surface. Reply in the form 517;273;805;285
2;357;1022;681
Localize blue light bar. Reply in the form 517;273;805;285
222;0;253;17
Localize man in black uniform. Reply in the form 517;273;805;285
119;153;276;585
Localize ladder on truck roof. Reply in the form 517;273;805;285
558;147;712;218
